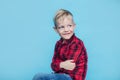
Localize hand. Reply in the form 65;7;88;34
60;60;76;70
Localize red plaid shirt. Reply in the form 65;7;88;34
51;34;88;80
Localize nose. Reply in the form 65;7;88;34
64;26;69;31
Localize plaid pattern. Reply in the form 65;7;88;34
51;34;88;80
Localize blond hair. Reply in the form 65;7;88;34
53;9;74;27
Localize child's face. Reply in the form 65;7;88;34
55;16;75;40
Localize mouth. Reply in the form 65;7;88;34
62;33;71;35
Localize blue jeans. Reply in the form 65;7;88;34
33;73;72;80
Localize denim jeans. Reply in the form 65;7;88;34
33;73;72;80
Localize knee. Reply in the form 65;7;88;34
32;73;42;80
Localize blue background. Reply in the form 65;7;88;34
0;0;120;80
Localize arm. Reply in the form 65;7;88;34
51;52;76;72
60;60;75;70
51;52;62;72
51;42;76;72
51;42;63;72
72;42;88;80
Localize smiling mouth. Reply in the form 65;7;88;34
63;33;71;35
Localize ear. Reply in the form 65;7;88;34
74;23;76;26
53;26;58;33
73;23;76;28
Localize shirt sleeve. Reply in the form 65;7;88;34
51;42;63;72
69;41;88;80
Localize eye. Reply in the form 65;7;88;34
68;25;72;27
61;26;64;28
58;26;64;29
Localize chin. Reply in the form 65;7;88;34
63;36;71;40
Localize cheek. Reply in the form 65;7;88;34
72;27;75;31
57;30;63;35
69;28;74;32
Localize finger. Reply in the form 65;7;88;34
69;60;75;62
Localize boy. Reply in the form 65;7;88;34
33;9;88;80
